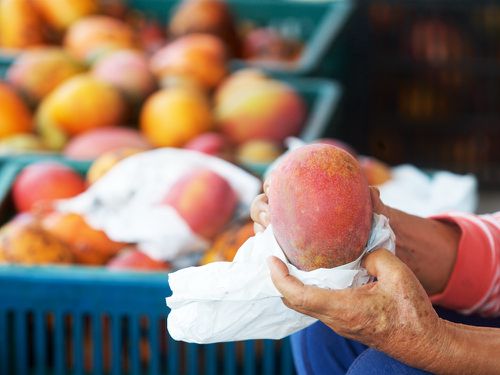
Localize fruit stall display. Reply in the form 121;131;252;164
0;140;391;374
0;0;343;173
0;0;354;77
357;1;500;186
0;155;296;375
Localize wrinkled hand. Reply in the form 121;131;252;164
267;249;446;369
251;186;387;234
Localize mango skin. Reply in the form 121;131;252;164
267;144;372;271
163;169;237;239
215;72;306;144
36;75;126;149
7;47;84;104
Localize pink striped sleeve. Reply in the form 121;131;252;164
429;212;500;317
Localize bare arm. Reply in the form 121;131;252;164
371;189;461;295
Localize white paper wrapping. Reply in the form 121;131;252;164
166;214;395;344
378;165;478;216
57;149;261;261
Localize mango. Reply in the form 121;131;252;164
92;49;156;104
150;33;227;90
359;156;392;186
163;169;237;239
42;212;125;265
0;218;73;265
86;147;144;184
64;16;136;63
267;144;372;270
0;133;47;154
200;220;254;264
6;47;84;104
0;82;33;138
140;87;213;147
32;0;98;31
170;0;241;57
236;140;282;164
107;248;170;272
12;162;86;212
36;75;126;149
63;127;150;160
184;132;231;158
0;0;44;49
215;70;306;144
315;138;357;158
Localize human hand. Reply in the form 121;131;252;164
250;180;271;234
267;249;447;371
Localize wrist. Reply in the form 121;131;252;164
404;318;457;374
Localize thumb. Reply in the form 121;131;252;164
361;248;406;282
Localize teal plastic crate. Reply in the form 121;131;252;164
0;157;295;375
0;0;353;78
0;52;14;78
128;0;353;76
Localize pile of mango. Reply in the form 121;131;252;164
0;0;307;170
0;149;260;270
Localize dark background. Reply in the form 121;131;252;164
326;0;500;188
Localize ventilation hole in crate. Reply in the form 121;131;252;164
46;313;55;369
102;315;112;373
6;311;14;374
27;311;34;370
63;314;73;372
138;315;151;372
83;314;93;373
159;318;168;374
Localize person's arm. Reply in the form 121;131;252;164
253;188;500;315
371;190;461;295
267;249;500;374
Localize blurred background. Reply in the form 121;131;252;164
0;0;499;374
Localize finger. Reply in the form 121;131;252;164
263;179;270;196
362;248;408;283
250;194;270;227
369;186;385;214
254;222;265;234
267;256;351;315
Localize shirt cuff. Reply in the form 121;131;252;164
429;213;496;312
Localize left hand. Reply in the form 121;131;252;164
268;249;447;370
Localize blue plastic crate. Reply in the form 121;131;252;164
0;157;297;374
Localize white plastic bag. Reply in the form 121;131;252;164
378;165;478;216
57;148;261;261
166;214;395;344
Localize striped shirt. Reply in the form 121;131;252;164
430;212;500;317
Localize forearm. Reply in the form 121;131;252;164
416;320;500;375
384;206;460;295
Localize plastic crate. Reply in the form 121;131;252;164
0;157;296;375
129;0;353;77
0;0;353;78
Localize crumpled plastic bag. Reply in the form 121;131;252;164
378;165;477;216
166;214;395;344
57;148;261;261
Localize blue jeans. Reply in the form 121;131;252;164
291;307;500;375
